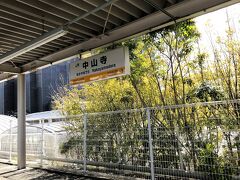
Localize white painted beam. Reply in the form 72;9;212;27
0;73;16;82
0;27;68;64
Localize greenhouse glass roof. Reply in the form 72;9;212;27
0;114;65;134
26;110;65;121
0;115;18;134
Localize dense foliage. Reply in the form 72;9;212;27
52;19;240;178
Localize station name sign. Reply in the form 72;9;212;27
69;47;130;85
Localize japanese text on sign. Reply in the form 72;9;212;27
69;47;130;85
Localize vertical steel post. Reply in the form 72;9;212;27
176;128;184;170
40;119;44;166
9;119;12;162
17;74;26;169
83;114;87;173
54;133;58;158
116;133;121;163
147;108;155;180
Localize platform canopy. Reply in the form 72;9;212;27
0;0;238;79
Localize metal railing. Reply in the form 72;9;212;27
0;100;239;179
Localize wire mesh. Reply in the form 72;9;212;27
0;100;239;179
150;101;240;179
86;110;151;179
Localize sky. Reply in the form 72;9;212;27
195;2;240;50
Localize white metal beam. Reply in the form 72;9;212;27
0;27;68;65
0;73;15;82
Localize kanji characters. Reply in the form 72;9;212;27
82;61;88;69
100;56;107;64
91;59;98;67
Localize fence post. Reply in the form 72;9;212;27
54;133;58;158
40;119;44;167
9;119;12;163
175;127;184;170
83;114;87;173
147;108;155;180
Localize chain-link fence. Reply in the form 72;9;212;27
0;100;239;179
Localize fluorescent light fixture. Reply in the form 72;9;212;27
0;27;68;65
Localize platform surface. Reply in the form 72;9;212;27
0;163;95;180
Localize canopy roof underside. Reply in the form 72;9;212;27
0;0;238;81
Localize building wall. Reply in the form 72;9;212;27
4;79;17;116
0;61;71;116
0;83;4;114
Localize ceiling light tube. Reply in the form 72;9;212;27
0;27;68;65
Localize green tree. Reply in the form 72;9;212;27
52;18;239;178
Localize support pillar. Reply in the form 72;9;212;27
17;74;26;169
